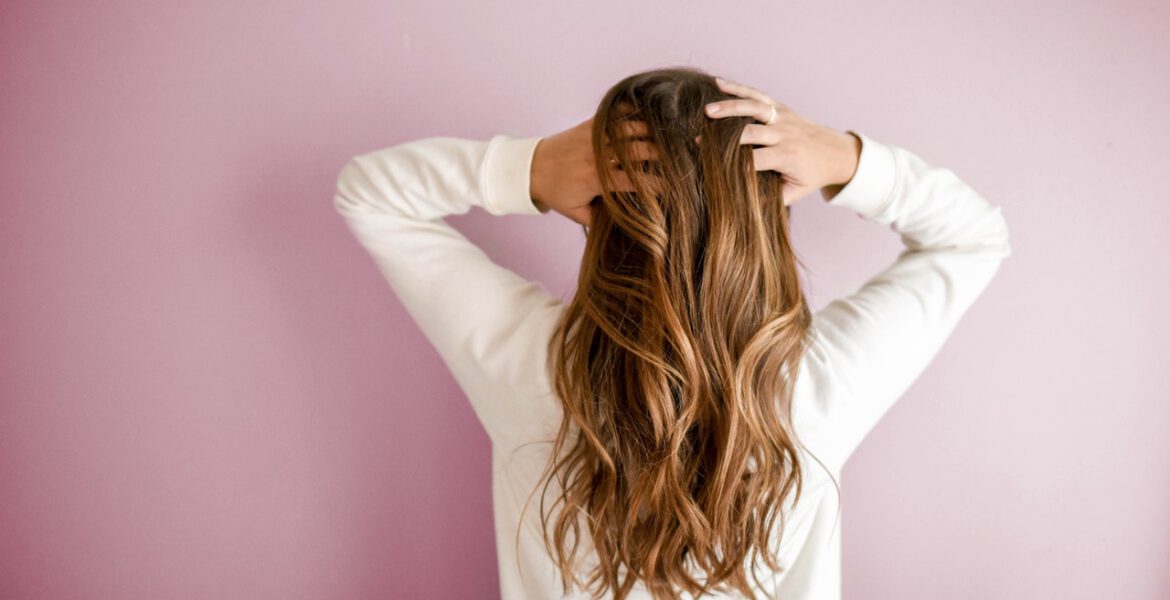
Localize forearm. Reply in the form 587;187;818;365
798;131;1012;470
820;129;863;202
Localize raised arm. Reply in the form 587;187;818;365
793;131;1013;473
332;134;565;447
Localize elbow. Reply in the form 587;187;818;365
332;157;364;216
962;202;1012;262
990;204;1012;260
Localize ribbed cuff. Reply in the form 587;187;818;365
481;134;546;216
824;130;899;223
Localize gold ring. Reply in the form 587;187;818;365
766;104;777;125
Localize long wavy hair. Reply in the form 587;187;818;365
522;66;829;599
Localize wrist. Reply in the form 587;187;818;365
830;130;861;187
529;138;549;208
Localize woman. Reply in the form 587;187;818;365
332;67;1011;599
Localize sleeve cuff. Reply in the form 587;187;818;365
824;130;899;222
481;134;546;216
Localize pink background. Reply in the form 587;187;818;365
2;1;1167;598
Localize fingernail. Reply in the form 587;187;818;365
705;103;720;114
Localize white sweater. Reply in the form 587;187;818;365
332;130;1011;599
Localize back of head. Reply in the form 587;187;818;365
532;66;815;600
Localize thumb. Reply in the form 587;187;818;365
565;204;595;228
781;182;810;207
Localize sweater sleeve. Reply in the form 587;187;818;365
793;131;1012;474
332;134;565;447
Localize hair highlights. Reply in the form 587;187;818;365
523;66;824;599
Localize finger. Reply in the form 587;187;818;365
612;119;650;140
739;123;781;146
604;166;638;191
608;139;661;162
603;166;668;200
714;78;791;115
714;77;775;106
705;97;774;123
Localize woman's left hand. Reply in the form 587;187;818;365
702;76;860;206
529;117;658;228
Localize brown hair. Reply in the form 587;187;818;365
522;66;829;599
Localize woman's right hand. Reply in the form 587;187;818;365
531;117;658;228
701;76;862;206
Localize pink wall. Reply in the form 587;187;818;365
2;0;1166;598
